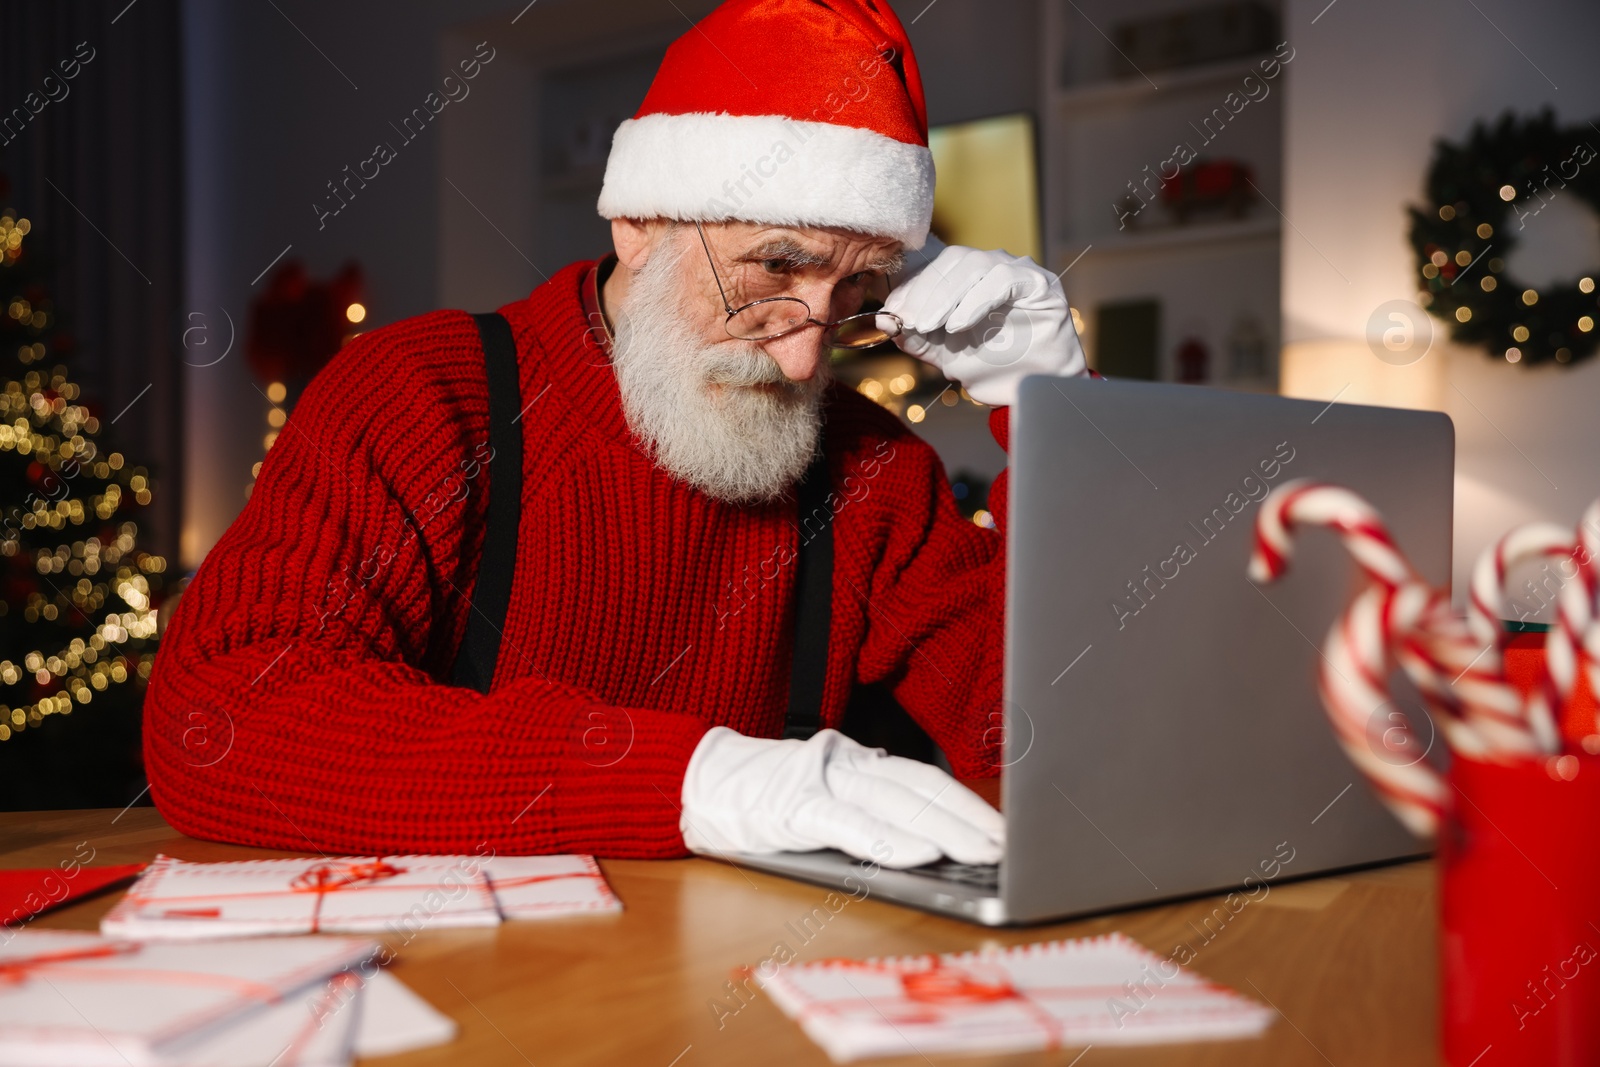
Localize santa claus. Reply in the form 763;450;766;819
145;0;1086;869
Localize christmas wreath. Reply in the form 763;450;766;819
1408;110;1600;367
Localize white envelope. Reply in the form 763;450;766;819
759;933;1274;1062
478;855;622;920
0;930;377;1067
157;967;457;1067
351;970;456;1059
158;968;362;1067
101;855;501;939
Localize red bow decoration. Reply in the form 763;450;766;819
289;859;404;895
901;963;1019;1004
289;858;404;932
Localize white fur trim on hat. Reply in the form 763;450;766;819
596;112;934;250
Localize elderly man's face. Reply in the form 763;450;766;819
677;221;905;382
606;219;904;505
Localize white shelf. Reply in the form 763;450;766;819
1041;0;1284;387
1052;53;1279;113
1053;215;1280;264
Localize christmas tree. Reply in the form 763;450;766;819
0;197;167;807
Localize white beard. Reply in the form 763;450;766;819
609;230;830;505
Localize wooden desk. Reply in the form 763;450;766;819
3;799;1437;1066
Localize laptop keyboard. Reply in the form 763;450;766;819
899;858;1001;892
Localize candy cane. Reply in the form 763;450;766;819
1548;553;1589;709
1250;480;1415;588
1581;619;1600;752
1254;482;1540;762
1468;523;1572;753
1318;583;1448;837
1402;607;1542;757
1385;583;1496;759
1569;498;1600;690
1574;499;1600;584
1254;482;1507;750
1582;503;1600;751
1547;500;1600;750
1467;522;1573;656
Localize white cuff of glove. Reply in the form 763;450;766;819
883;241;1088;408
679;727;1004;870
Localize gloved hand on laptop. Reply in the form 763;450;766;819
882;233;1088;407
678;726;1004;869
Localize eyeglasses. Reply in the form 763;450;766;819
692;221;903;350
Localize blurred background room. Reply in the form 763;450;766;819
2;0;1598;808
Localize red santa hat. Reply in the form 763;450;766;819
596;0;935;250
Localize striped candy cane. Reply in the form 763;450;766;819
1547;552;1589;722
1253;483;1453;832
1247;481;1593;835
1402;606;1542;757
1249;481;1415;588
1467;522;1573;654
1256;480;1551;756
1546;500;1600;751
1385;583;1498;760
1469;523;1572;754
1318;583;1449;837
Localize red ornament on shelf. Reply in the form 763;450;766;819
1176;336;1209;383
245;260;366;385
1161;159;1255;222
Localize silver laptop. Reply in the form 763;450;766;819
728;376;1454;925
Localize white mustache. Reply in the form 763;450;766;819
703;347;809;392
609;229;827;504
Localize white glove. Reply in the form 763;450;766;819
881;238;1087;407
679;727;1004;869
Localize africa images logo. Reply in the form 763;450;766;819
1110;442;1296;630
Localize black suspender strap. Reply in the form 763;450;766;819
450;304;830;726
450;312;523;694
783;449;834;740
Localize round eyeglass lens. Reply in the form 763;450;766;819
727;298;810;341
827;312;900;350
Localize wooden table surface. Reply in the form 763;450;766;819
3;791;1438;1066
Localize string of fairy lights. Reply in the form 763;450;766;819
0;209;166;742
1418;201;1597;365
841;306;1088;530
247;301;364;495
1408;113;1600;367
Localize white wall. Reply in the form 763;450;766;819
1281;0;1600;609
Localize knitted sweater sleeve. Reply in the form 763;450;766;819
143;313;708;858
848;403;1014;779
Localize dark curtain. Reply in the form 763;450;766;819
0;1;182;809
0;0;184;567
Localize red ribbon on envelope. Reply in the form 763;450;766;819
0;940;283;1000
288;859;405;933
0;943;134;983
901;964;1019;1004
779;958;1066;1046
289;859;405;894
113;854;500;933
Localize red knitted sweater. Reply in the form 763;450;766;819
145;257;1011;858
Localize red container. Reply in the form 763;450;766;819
1440;752;1600;1065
